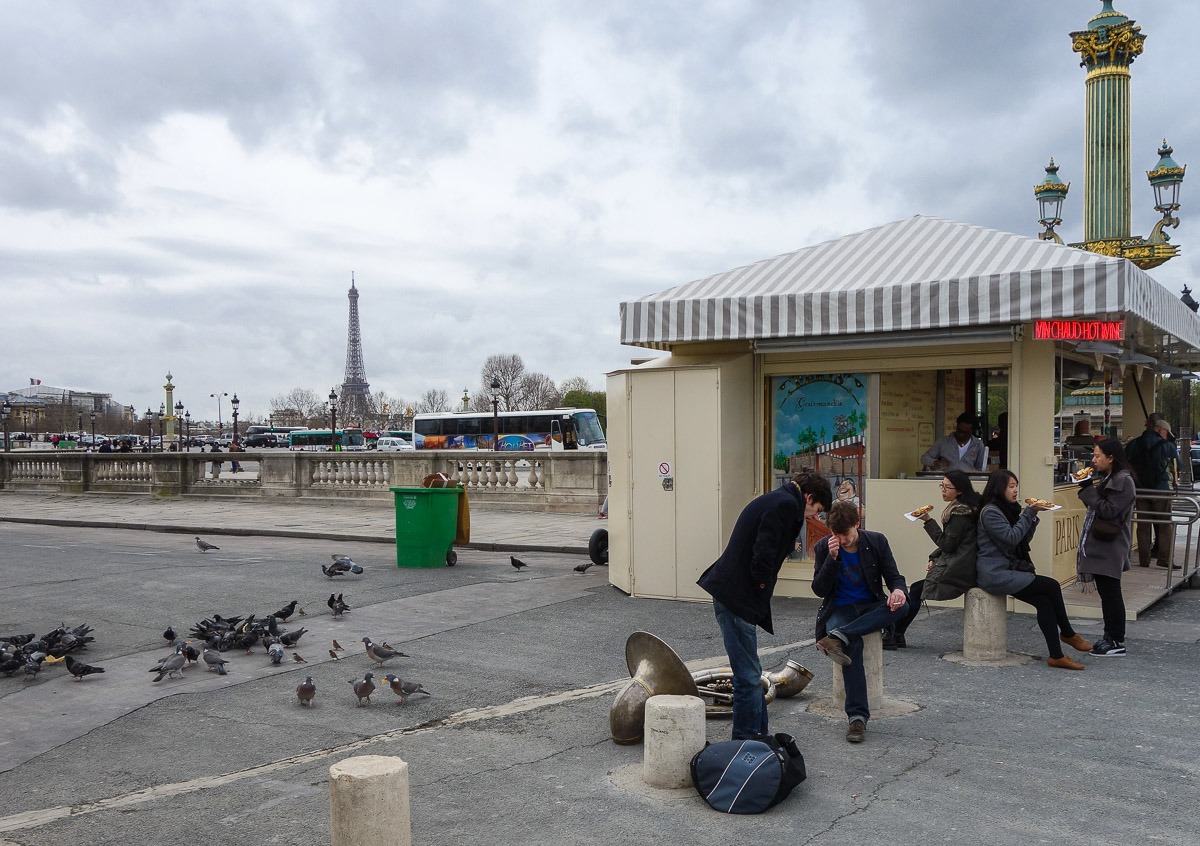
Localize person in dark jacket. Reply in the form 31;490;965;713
812;501;909;742
1126;414;1179;568
976;469;1093;670
1076;438;1137;656
887;469;981;648
697;472;832;740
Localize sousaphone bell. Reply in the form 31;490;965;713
609;632;699;745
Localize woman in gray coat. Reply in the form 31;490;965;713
976;469;1093;670
1076;438;1137;656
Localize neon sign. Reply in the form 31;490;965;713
1033;320;1124;341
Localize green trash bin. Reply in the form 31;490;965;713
391;486;463;567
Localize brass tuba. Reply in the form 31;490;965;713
609;632;699;745
692;659;813;717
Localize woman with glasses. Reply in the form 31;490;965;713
889;469;981;648
976;469;1093;670
1075;438;1137;656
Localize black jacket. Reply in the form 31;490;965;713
697;483;808;634
812;529;907;640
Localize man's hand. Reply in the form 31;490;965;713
827;534;841;559
926;560;934;571
886;589;906;611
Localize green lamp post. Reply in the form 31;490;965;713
1034;158;1070;243
1148;140;1187;244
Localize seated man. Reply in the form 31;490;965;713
812;501;909;743
921;412;986;472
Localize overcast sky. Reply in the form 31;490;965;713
3;0;1197;423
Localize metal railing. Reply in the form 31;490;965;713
1129;487;1200;594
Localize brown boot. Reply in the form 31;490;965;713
1060;633;1092;652
1047;655;1085;670
817;636;851;667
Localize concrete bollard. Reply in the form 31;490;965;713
330;755;412;846
963;587;1008;664
832;630;883;710
643;694;706;789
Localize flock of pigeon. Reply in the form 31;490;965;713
1;624;102;681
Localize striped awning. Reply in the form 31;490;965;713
620;216;1200;351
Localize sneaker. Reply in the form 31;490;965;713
1090;638;1127;656
817;635;852;667
846;720;866;743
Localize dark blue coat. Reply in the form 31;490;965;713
812;529;907;640
697;484;808;634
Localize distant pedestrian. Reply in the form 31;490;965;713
1125;414;1179;569
1076;439;1136;656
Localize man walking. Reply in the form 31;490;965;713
697;472;832;739
1126;414;1179;568
812;501;909;743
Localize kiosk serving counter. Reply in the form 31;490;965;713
609;217;1200;612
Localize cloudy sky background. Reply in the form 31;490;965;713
3;0;1198;423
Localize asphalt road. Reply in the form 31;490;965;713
1;523;1198;845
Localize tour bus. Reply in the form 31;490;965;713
245;425;308;437
411;408;605;451
243;425;308;448
288;428;368;451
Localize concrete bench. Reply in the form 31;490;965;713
643;694;706;789
811;630;918;719
945;588;1033;667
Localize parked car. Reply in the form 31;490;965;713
377;437;415;452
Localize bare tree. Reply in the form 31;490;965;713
559;376;592;394
517;372;563;409
414;388;451;414
479;354;525;411
270;388;324;422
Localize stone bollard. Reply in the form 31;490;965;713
330;755;412;846
832;631;883;710
643;694;706;789
963;587;1008;664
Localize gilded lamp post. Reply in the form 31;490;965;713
1036;1;1185;269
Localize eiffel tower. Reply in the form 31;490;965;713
338;273;372;425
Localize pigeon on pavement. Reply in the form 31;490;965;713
279;627;308;647
321;564;345;579
195;537;220;553
573;561;593;573
271;600;298;622
200;643;229;676
163;626;177;644
328;593;350;618
349;671;376;706
296;676;316;706
267;642;284;665
331;555;365;575
151;645;187;682
65;655;105;681
22;652;48;681
510;556;529;571
383;674;431;705
362;637;408;667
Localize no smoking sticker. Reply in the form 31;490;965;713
658;461;671;478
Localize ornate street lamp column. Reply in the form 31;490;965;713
490;378;501;451
1;400;11;453
230;394;240;444
1035;159;1071;243
329;389;338;451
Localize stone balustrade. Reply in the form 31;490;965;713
0;449;608;513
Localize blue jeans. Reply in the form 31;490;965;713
713;599;767;739
826;599;909;723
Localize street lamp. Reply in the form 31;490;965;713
184;410;191;451
490;378;501;450
1034;158;1070;244
230;394;240;444
89;410;96;447
157;405;165;452
77;412;83;443
145;408;154;453
329;389;338;451
1;400;11;453
1148;139;1187;244
210;392;228;435
174;401;184;450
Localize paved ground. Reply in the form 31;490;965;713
0;501;1198;845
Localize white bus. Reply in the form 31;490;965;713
412;408;605;451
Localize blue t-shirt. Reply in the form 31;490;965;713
833;548;874;606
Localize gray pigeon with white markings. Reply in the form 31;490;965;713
349;671;375;706
362;636;407;667
195;537;220;552
383;673;431;705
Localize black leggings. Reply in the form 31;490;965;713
1011;575;1076;659
1093;573;1126;643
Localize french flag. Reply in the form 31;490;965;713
30;378;40;385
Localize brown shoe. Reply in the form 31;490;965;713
1047;655;1085;670
1060;633;1092;652
818;636;852;667
846;720;866;743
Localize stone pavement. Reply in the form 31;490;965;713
0;491;604;554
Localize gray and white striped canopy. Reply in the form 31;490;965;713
620;215;1200;351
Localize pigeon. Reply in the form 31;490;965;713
181;642;200;666
163;626;177;645
279;627;308;648
200;643;229;675
23;652;48;681
328;650;341;661
0;656;22;676
327;593;349;618
331;555;364;574
65;655;105;681
297;675;316;706
271;600;298;622
332;639;345;651
349;671;376;706
195;537;220;553
383;674;431;705
510;556;529;571
267;642;285;665
292;652;307;663
321;564;345;579
151;645;187;682
362;637;408;667
573;561;593;573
